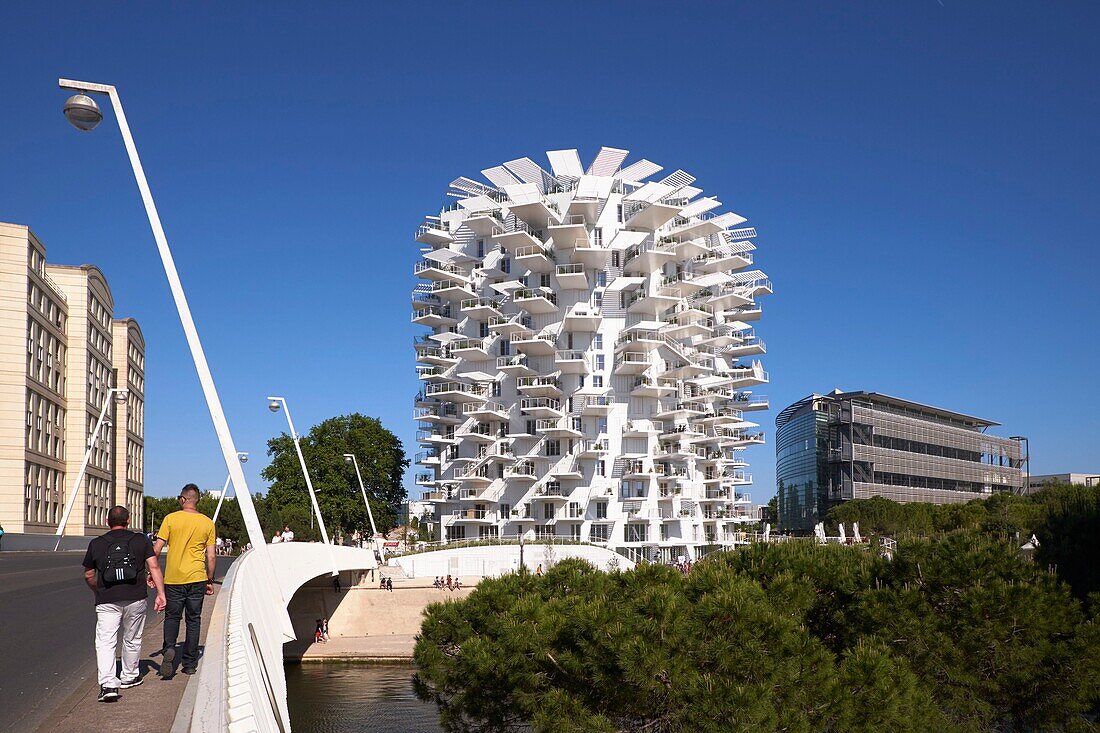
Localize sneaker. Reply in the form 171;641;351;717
181;666;197;675
160;647;175;678
119;677;143;689
98;686;120;702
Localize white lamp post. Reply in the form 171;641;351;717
267;396;338;576
57;79;267;552
212;452;249;525
343;453;380;544
54;387;127;550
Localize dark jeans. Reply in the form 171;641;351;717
163;582;206;668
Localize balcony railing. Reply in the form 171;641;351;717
414;260;464;277
460;297;503;311
555;263;584;275
519;397;562;411
514;289;558;304
516;376;560;390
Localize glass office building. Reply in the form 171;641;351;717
775;391;1023;534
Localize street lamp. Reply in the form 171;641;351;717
267;396;337;575
57;79;267;552
54;387;128;550
212;452;249;525
343;454;380;544
1010;436;1030;495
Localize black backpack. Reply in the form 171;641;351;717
103;534;139;585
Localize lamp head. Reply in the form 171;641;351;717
113;389;129;404
268;399;281;413
343;454;354;464
63;93;102;131
238;452;250;464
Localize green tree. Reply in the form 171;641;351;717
261;413;408;539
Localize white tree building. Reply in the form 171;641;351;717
413;147;770;563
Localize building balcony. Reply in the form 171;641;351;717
578;439;609;457
562;303;601;332
536;418;583;439
414;259;467;282
455;424;499;443
623;420;657;437
504;462;537;481
569;240;610;269
513;289;558;314
424;381;491;403
615;329;663;352
554;263;588;290
414;404;462;424
514;244;556;273
624;200;680;232
724;336;766;357
488;313;533;335
505;193;561;230
731;393;768;411
622;240;678;275
631;377;678;398
450;337;493;360
613;351;651;375
579;395;617;415
411;306;457;328
653;400;708;420
705;284;755;310
496;354;536;377
458;466;494;485
553;350;589;374
658;422;703;441
517;376;562;398
727;303;763;322
415;365;450;382
493;226;543;252
448;508;498;523
415;451;441;466
535;482;569;500
430;279;476;301
415;221;454;247
463;209;505;237
519;398;563;419
725;362;769;388
692;248;753;274
510;504;536;522
460;297;504;320
411;288;444;308
547;215;588;250
624;288;680;316
463;401;510;422
416;429;457;446
415;472;436;486
659;271;707;296
414;342;458;367
510;331;556;355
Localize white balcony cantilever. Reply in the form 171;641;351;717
413;147;771;564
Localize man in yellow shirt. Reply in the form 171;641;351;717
154;483;216;678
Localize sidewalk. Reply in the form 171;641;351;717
36;583;221;733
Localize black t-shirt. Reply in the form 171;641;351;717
82;529;155;606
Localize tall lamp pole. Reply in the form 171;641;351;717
267;396;337;576
212;451;249;525
54;387;127;550
343;454;380;543
57;80;266;552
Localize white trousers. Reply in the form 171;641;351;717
95;598;147;687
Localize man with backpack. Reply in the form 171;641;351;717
153;483;216;678
82;505;166;702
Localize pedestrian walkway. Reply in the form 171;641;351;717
296;634;420;660
36;582;222;732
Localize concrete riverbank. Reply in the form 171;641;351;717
284;568;478;662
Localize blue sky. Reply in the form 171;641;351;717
1;2;1097;501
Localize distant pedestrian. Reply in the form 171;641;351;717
433;576;441;589
154;484;216;678
536;564;543;577
333;574;342;594
271;530;283;544
445;574;453;590
83;505;166;702
453;577;462;590
385;577;393;592
282;525;295;542
380;576;387;590
321;617;330;641
0;522;5;551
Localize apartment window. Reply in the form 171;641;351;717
569;524;581;541
598;417;607;434
501;257;511;274
593;375;604;388
546;440;561;457
661;524;671;542
595;501;607;519
520;275;529;287
566;332;574;349
526;419;536;435
500;503;511;518
593;228;603;247
594;292;603;308
571;416;582;432
477;240;485;258
591;524;610;542
597;271;607;287
499;340;510;356
616;204;624;222
596;461;605;477
479;322;490;337
451;526;466;540
540;274;551;288
492;381;502;398
543;503;555;520
593;334;603;350
625;524;648;543
595;355;605;370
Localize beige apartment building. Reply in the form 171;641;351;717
0;222;145;542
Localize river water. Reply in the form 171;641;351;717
285;663;444;732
